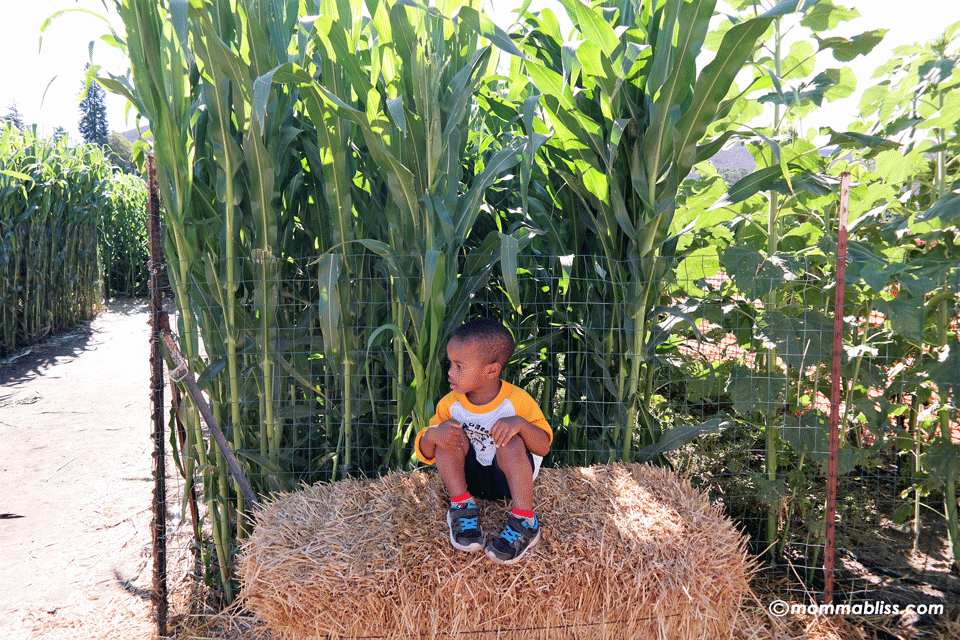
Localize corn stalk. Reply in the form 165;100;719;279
101;0;532;597
0;125;110;357
273;0;531;469
517;0;809;462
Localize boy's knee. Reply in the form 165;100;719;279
496;436;531;465
435;445;468;467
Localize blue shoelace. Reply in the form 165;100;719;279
501;525;522;543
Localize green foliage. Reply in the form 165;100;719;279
0;124;109;356
693;4;960;568
97;0;960;596
99;171;148;297
104;131;138;174
841;19;960;562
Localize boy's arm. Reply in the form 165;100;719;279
414;395;457;464
415;420;466;463
490;416;551;457
491;386;552;455
414;423;445;464
414;427;437;464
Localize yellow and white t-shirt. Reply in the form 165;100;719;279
415;381;552;477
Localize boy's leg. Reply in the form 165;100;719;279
434;431;470;500
486;436;541;564
435;433;483;552
493;436;534;511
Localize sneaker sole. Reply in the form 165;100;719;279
484;527;541;565
447;510;483;552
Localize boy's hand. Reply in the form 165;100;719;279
490;416;528;448
431;420;469;454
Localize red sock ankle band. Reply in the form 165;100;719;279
451;492;472;504
512;508;535;519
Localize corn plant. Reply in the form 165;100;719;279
274;0;532;470
100;0;533;597
101;0;237;596
99;171;149;297
0;125;111;357
509;0;820;463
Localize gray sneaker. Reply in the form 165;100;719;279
446;504;483;552
485;514;540;564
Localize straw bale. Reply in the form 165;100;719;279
237;463;754;640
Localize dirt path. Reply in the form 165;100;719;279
0;300;156;640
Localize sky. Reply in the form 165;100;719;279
1;0;959;141
1;0;131;140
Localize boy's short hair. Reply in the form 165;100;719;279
451;318;515;369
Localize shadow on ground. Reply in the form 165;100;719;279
0;298;149;395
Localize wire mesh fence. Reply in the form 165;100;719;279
154;248;960;634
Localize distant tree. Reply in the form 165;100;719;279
52;126;69;142
2;102;25;130
105;131;138;174
78;78;109;146
717;166;750;187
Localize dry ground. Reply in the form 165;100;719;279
0;300;158;640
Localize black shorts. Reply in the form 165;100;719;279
464;441;536;501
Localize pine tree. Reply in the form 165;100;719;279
78;79;109;146
2;102;26;130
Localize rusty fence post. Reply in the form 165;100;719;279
147;155;169;638
825;172;851;605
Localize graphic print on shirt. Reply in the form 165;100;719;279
418;380;552;476
461;421;490;459
450;399;517;467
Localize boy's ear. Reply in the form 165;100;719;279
484;361;502;379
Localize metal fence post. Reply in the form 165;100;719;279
825;171;851;605
147;155;169;638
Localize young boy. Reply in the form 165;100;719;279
414;318;552;564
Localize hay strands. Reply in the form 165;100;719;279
238;464;755;640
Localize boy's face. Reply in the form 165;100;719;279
445;337;499;400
